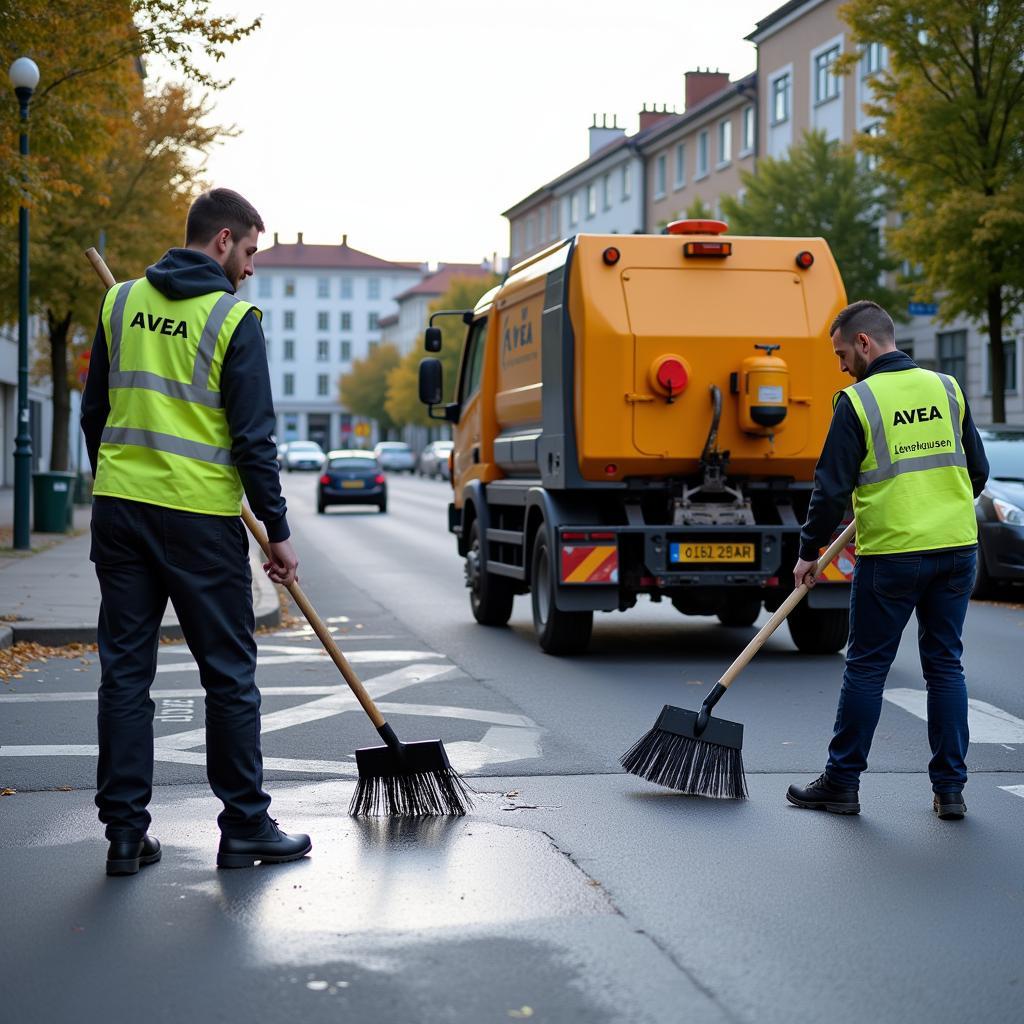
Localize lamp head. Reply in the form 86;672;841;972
9;57;40;93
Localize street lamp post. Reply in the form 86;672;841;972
9;57;40;551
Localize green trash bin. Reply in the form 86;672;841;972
32;471;76;533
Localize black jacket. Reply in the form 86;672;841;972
80;248;289;542
798;351;988;560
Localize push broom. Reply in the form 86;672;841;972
85;247;472;816
620;520;857;799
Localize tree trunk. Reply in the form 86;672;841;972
987;285;1005;424
47;309;73;471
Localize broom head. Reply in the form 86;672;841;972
620;704;747;799
349;737;474;817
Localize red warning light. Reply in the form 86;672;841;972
656;358;688;393
667;219;729;235
602;246;621;266
604;464;618;476
795;250;815;269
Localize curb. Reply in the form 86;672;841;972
5;553;280;648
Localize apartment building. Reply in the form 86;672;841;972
641;71;757;229
747;0;1022;423
236;234;424;450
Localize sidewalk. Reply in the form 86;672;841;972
0;490;279;647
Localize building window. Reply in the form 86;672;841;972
696;130;709;178
861;42;884;78
340;311;352;331
717;119;732;166
317;374;329;396
340;340;351;362
741;105;755;153
317;311;329;331
524;217;534;251
257;276;272;298
284;278;295;297
283;373;294;396
985;337;1018;394
862;122;882;171
283;310;295;330
570;192;580;226
654;154;667;198
602;173;612;210
340;277;353;299
283;339;294;361
317;340;329;362
368;312;379;331
674;143;686;188
539;206;547;240
586;183;597;218
772;73;791;124
262;310;271;330
815;45;841;104
316;277;329;298
937;330;967;387
621;164;631;200
368;277;381;299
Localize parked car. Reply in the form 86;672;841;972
373;441;416;473
283;440;325;472
975;426;1024;594
418;440;453;479
318;451;387;514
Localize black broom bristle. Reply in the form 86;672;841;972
620;726;748;799
348;767;474;817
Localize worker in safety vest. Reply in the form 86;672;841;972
788;300;989;821
81;188;311;875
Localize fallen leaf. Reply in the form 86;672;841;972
503;789;520;798
1;788;16;796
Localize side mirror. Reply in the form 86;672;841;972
424;326;442;353
419;358;443;406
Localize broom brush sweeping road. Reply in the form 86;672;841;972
84;247;472;816
621;520;857;799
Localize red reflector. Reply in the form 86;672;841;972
795;250;814;269
763;577;780;587
375;474;385;484
591;532;615;540
319;474;330;485
602;246;621;265
656;358;688;392
667;219;729;235
684;241;732;258
562;531;586;541
604;464;618;475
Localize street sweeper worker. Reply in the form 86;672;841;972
80;187;312;875
788;299;988;821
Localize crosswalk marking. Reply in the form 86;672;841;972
999;785;1024;800
883;688;1024;744
154;649;445;673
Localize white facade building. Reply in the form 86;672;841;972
236;234;424;450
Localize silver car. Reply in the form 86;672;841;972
373;441;416;473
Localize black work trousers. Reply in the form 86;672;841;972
90;496;271;840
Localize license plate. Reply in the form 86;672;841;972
670;542;756;564
341;480;364;489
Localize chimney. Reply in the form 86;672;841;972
638;103;679;132
341;233;348;247
297;232;303;245
588;112;626;155
684;68;730;110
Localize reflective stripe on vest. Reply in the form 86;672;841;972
100;426;234;466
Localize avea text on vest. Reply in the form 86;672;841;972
892;405;942;426
129;311;188;338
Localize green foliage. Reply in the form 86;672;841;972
340;343;401;437
839;0;1024;420
683;196;714;219
721;131;902;310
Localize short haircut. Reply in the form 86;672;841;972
830;299;895;347
185;188;265;246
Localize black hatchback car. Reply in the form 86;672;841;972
317;451;387;514
975;427;1024;593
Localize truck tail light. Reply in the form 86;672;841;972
319;474;330;485
684;240;732;258
795;250;814;269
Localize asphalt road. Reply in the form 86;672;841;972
2;471;1022;1023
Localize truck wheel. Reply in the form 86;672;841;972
788;602;849;655
531;530;593;655
466;520;514;626
717;597;762;627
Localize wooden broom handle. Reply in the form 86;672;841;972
83;247;388;730
717;519;857;690
241;507;386;727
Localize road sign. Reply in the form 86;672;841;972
354;422;371;438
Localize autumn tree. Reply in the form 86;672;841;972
385;273;500;428
340;343;401;439
838;0;1024;423
721;131;902;310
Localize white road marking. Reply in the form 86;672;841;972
883;688;1024;744
154;649;445;673
999;786;1024;800
374;703;536;728
445;726;543;772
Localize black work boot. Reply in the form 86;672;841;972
786;774;860;815
107;834;162;876
217;818;312;869
933;793;966;820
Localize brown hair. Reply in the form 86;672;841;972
185;188;265;246
829;299;895;347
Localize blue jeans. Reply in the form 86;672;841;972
826;547;976;794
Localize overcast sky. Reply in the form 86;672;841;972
188;0;769;265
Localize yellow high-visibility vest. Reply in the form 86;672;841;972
841;368;977;555
94;278;260;515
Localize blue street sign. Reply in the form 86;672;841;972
908;302;938;316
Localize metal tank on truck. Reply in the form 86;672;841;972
418;220;855;655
